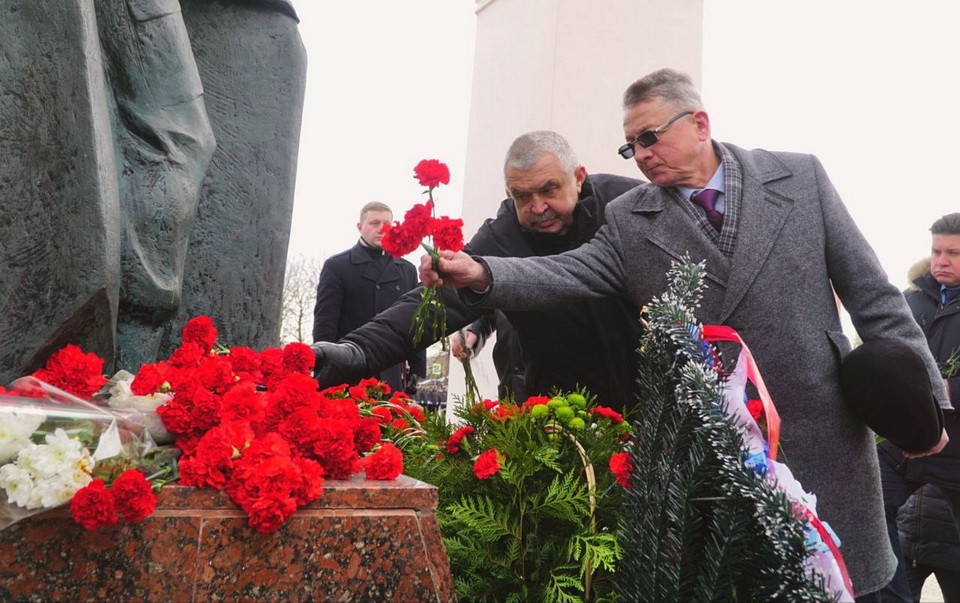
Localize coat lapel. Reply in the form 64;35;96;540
630;187;729;290
350;244;405;285
718;147;795;323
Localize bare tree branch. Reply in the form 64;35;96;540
280;254;323;343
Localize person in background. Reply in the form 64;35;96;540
312;201;425;393
312;131;644;412
419;68;950;600
878;212;960;601
897;483;960;602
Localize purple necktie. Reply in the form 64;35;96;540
691;188;723;232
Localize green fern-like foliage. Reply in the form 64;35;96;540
398;388;631;602
614;257;835;602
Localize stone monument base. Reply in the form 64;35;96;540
0;475;454;602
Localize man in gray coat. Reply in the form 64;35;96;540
420;68;951;600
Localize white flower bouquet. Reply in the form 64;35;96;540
0;376;174;531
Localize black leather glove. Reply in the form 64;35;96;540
311;341;369;386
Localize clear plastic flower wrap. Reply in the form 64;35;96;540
0;376;176;531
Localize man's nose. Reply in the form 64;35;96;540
530;196;549;214
633;145;653;164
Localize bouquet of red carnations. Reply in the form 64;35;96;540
380;159;465;348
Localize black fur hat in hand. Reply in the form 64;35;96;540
839;339;944;454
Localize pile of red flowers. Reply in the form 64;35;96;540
17;317;417;534
130;317;413;533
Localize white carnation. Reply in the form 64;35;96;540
0;428;95;509
0;412;44;464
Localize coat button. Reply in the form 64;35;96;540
376;284;381;289
395;285;401;290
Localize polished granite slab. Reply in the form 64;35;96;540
0;475;454;602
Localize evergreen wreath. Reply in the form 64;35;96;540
614;257;843;602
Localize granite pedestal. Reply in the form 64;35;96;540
0;475;454;602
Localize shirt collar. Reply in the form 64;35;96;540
941;283;960;305
677;163;726;201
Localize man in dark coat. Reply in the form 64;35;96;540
312;201;425;393
312;131;644;411
897;484;960;601
878;212;960;601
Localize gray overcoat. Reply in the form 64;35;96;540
474;142;951;596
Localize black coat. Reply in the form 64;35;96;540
312;241;425;391
879;271;960;488
343;173;645;411
898;483;960;571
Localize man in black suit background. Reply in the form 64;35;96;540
312;202;425;393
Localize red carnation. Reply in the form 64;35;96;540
293;458;325;506
32;344;107;399
169;342;206;367
413;159;450;188
246;495;298;534
380;222;421;258
445;425;475;454
110;469;157;523
402;201;434;239
354;417;383;453
746;399;764;421
131;362;173;395
521;396;551;412
490;403;519;422
590;405;624;425
181;316;218;351
282;342;315;375
156;399;194;435
228;346;262;382
609;452;633;489
258;347;285;387
70;479;118;530
361;442;404;480
429;216;464;252
221;381;268;429
473;448;504;480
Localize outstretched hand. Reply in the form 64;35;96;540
419;249;491;290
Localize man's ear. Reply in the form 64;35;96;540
356;222;362;234
694;111;711;141
574;166;587;192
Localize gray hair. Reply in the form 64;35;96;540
359;201;392;222
622;68;705;112
930;212;960;235
503;130;579;182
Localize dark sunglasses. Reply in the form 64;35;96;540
617;111;694;159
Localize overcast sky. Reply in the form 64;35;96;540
288;1;958;291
